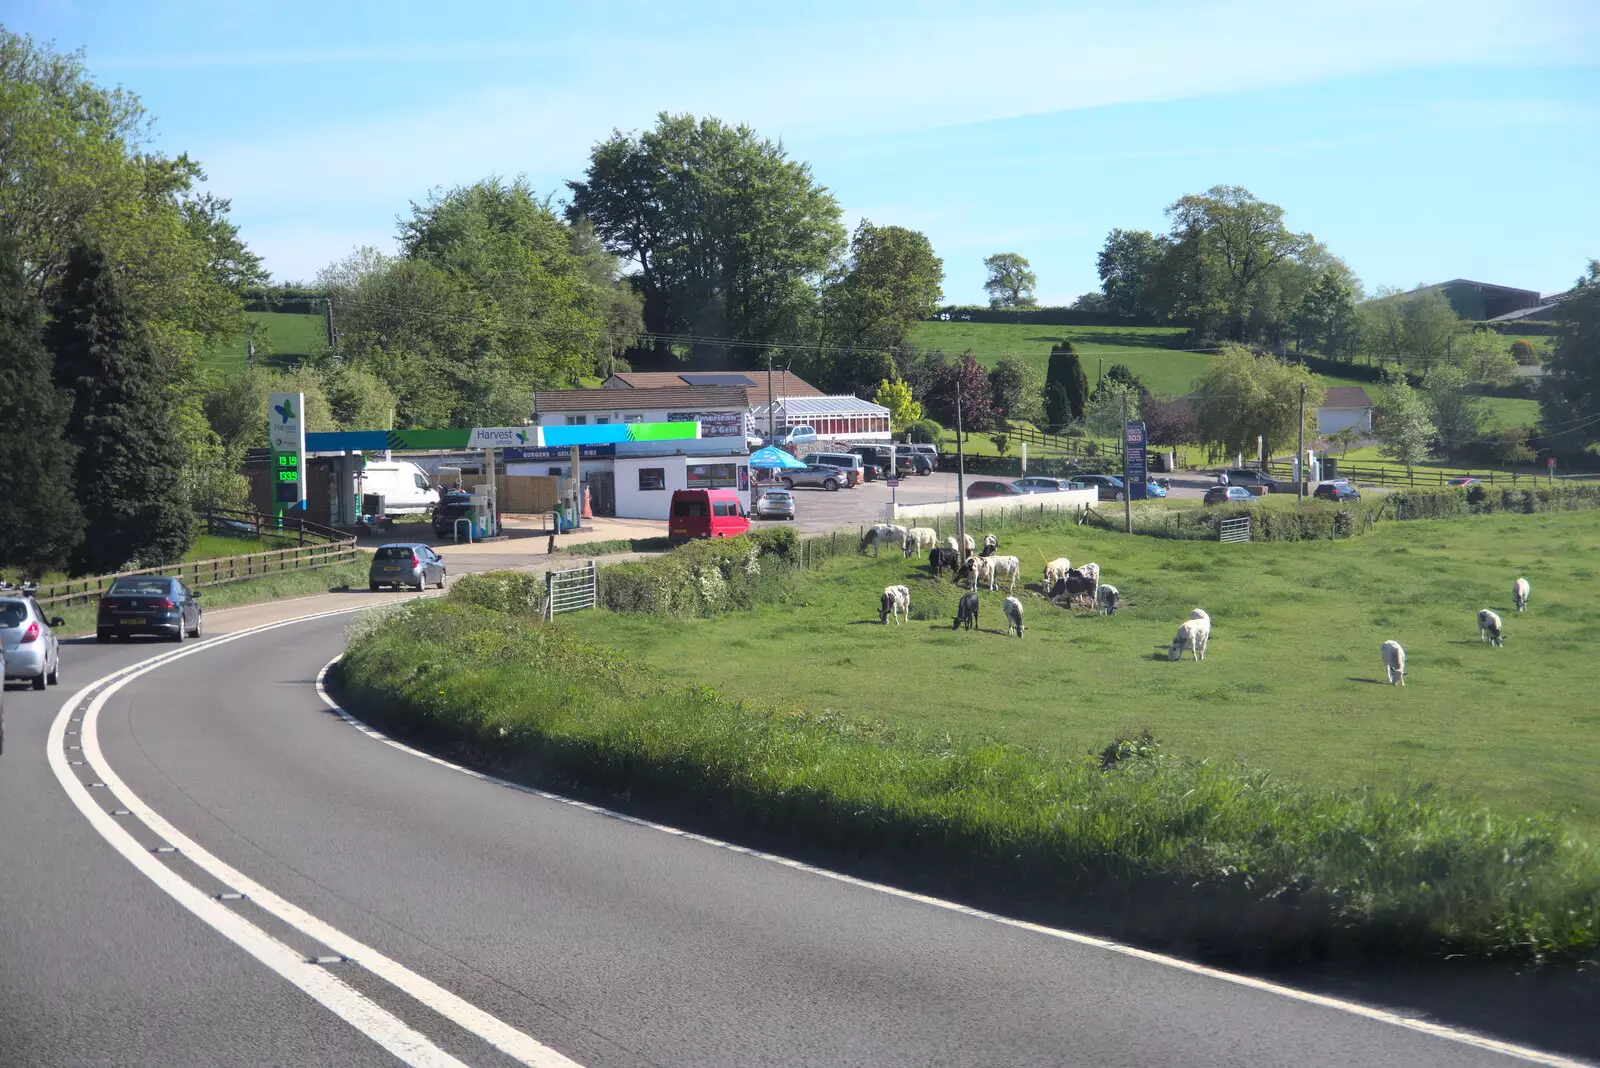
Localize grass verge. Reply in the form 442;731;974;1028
334;597;1600;968
561;536;674;555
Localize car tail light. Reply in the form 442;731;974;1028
99;598;113;611
155;598;176;609
410;555;421;568
20;621;40;643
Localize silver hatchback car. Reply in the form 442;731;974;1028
369;543;447;591
1;591;64;691
753;489;796;520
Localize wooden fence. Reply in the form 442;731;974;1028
34;511;359;608
1261;460;1557;488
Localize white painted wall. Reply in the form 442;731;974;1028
1317;407;1373;435
614;456;686;521
887;488;1097;524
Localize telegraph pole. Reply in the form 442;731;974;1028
324;298;337;349
1297;382;1307;500
954;385;967;552
766;353;776;444
1122;389;1132;533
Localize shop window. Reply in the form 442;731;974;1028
565;415;588;426
623;414;644;423
638;467;665;491
595;416;611;425
687;462;738;488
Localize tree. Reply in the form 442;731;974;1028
1070;291;1108;313
1091;364;1150;407
872;376;922;432
1164;186;1311;341
1083;381;1140;441
1510;338;1540;365
1451;329;1518;385
905;417;944;444
1044;342;1088;427
1327;425;1362;457
1401;286;1461;371
1374;377;1438;474
1190;344;1324;461
982;253;1038;309
567;113;846;361
987;355;1043;425
1421;364;1485;456
925;352;997;436
1096;229;1163;318
48;247;191;574
820;221;943;352
1540;260;1600;451
1143;395;1199;447
0;239;82;574
1359;287;1408;366
1490;425;1537;466
1295;269;1361;356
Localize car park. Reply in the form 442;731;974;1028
753;489;796;520
368;543;447;591
96;576;202;642
1313;480;1362;503
1;592;63;690
781;463;848;491
966;479;1025;499
1222;468;1282;493
1073;474;1129;501
1204;485;1260;505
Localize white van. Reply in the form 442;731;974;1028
356;460;440;515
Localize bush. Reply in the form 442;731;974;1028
596;527;800;616
905;417;944;444
448;571;548;616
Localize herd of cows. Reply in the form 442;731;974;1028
860;522;1533;677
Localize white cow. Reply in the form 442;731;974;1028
880;585;911;625
981;533;999;556
961;533;976;555
861;523;909;557
1381;640;1406;686
1095;584;1120;615
1169;617;1210;661
1513;577;1531;613
1002;595;1025;638
961;555;996;591
1042;557;1071;588
987;555;1021;593
902;527;939;557
1478;608;1503;647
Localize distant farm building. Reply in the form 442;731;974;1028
1316;386;1375;436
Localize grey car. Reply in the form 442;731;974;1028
1013;476;1074;493
369;543;447;591
753;489;797;520
780;464;846;492
1;593;63;690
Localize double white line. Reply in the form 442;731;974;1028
47;610;583;1068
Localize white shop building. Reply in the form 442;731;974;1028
512;385;753;521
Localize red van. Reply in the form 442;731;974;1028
668;488;751;542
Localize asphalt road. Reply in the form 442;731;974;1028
1;596;1591;1065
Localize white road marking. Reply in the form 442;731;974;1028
318;655;1592;1068
51;611;584;1068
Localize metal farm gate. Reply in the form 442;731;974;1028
1219;516;1252;543
545;561;597;619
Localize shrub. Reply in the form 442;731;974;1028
596;527;799;617
448;571;547;616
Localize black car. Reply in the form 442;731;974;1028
97;575;202;642
1073;474;1129;501
1223;468;1282;493
432;491;476;538
1313;480;1361;503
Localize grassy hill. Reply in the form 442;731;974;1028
202;311;327;372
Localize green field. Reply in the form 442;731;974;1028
565;509;1600;833
202;311;327;371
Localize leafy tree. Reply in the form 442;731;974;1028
1143;395;1199;447
1096;229;1164;318
1540;261;1600;451
1509;338;1540;365
1165;186;1310;341
1191;344;1324;461
1295;269;1361;355
925;352;997;436
1326;425;1362;457
1070;291;1108;313
568;216;646;376
990;432;1011;455
1374;377;1438;474
1083;381;1140;441
1091;364;1150;407
820;221;943;352
1044;342;1088;427
982;253;1038;309
904;416;944;444
0;239;82;574
1421;364;1485;455
203;366;339;451
48;246;191;574
1358;286;1408;366
872;376;922;432
987;355;1043;425
1401;286;1461;371
1450;329;1517;385
1489;425;1537;466
567;113;846;361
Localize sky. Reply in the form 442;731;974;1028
9;0;1599;305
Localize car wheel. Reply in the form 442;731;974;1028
436;569;446;590
32;672;47;691
824;479;838;491
47;658;59;686
171;625;184;644
415;578;426;592
189;615;202;639
370;581;380;592
781;478;795;489
1115;491;1126;501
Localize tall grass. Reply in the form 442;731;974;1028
338;599;1600;967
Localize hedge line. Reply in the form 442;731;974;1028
1387;482;1600;520
1088;501;1365;542
335;600;1600;967
597;527;800;615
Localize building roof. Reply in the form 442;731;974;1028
534;385;750;413
1402;278;1543;302
751;394;891;418
1320;386;1374;409
603;370;823;408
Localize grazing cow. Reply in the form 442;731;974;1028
1513;577;1531;613
1049;566;1098;607
1168;617;1209;661
1076;562;1101;590
1002;595;1025;637
986;555;1021;593
944;535;960;556
1478;608;1503;647
1042;557;1071;588
981;533;999;557
957;555;996;591
952;592;980;631
861;524;910;557
961;533;976;556
880;584;911;625
1095;584;1120;615
1381;640;1406;686
928;547;958;579
903;527;939;558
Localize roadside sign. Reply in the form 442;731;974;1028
1124;420;1148;500
268;391;306;511
885;479;901;488
1546;456;1557;468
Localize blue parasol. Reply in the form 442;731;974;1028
747;445;807;470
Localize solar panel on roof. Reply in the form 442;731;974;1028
679;373;757;386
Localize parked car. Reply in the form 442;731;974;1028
1223;468;1282;493
966;479;1025;499
902;442;940;469
777;425;818;447
1074;474;1129;501
368;543;448;591
753;489;796;521
1204;485;1260;506
805;452;867;486
96;575;203;642
669;488;753;541
1013;476;1073;493
1;593;63;689
1144;479;1169;498
431;491;478;539
1445;477;1481;487
781;463;847;492
904;452;935;475
1313;480;1362;503
845;445;917;479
